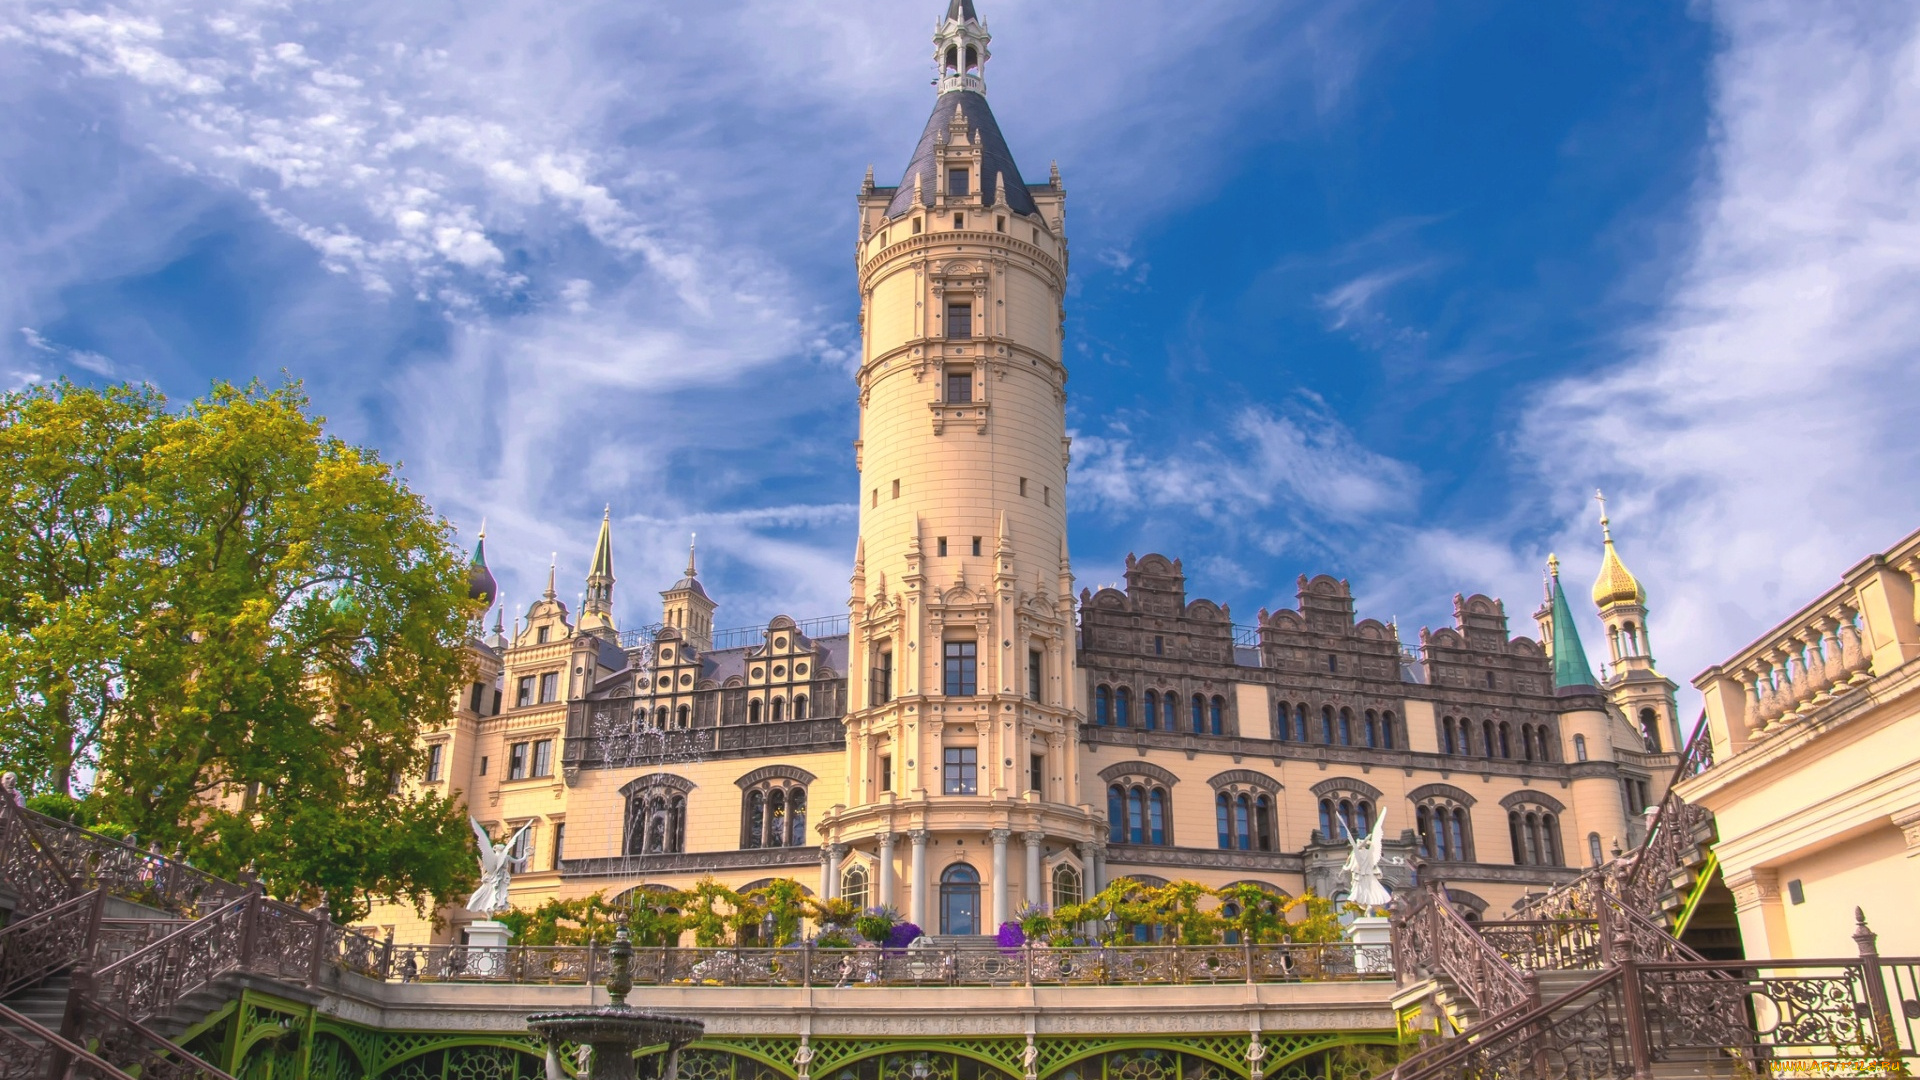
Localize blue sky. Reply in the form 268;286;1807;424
6;0;1920;696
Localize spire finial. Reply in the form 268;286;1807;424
545;553;557;600
686;533;698;578
1596;489;1612;542
1547;553;1561;579
478;516;487;540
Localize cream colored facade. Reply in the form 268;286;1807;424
365;1;1678;945
1683;525;1920;960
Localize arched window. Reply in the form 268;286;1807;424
1536;725;1553;762
1191;694;1206;734
842;864;869;911
654;706;669;727
1442;717;1457;755
1294;704;1309;741
1216;781;1275;851
1273;700;1288;741
1319;798;1333;840
741;776;809;849
624;779;689;855
1507;807;1564;867
793;694;808;720
1115;687;1131;728
1364;710;1378;748
939;864;981;935
1338;708;1353;746
1095;686;1111;726
1145;690;1160;731
1110;779;1172;846
771;696;785;723
1210;695;1225;735
1588;832;1604;867
1322;706;1335;743
1498;722;1512;759
1574;734;1588;762
1052;864;1082;909
1521;725;1536;762
749;699;763;724
1415;799;1473;862
1482;720;1496;759
676;704;691;729
1381;711;1396;749
1639;708;1662;751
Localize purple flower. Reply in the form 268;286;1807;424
996;922;1024;951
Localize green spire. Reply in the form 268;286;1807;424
1547;554;1598;690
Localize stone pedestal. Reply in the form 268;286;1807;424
1347;915;1393;975
466;919;512;978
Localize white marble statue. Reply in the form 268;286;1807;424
1339;808;1393;909
466;816;533;914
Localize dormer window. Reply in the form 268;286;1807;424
948;168;970;197
537;625;550;644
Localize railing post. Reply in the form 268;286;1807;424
82;887;107;963
381;927;395;980
1024;943;1033;987
803;941;813;988
238;882;263;970
1612;927;1654;1080
51;964;90;1080
1244;938;1255;984
1597;890;1614;966
1852;907;1901;1064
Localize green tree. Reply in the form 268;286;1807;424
0;381;163;796
0;379;481;921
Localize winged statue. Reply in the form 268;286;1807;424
466;816;533;914
1339;807;1393;909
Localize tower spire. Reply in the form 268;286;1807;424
1547;555;1598;690
466;518;498;606
544;553;557;601
580;506;619;637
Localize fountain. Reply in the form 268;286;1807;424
528;914;706;1080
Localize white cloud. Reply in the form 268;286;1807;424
1519;0;1920;686
1074;396;1418;528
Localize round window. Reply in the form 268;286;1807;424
752;668;764;679
679;674;692;686
773;665;786;677
796;663;808;675
658;676;671;688
775;637;788;650
661;648;673;660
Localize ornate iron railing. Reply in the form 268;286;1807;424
0;1000;141;1080
379;941;1386;988
0;802;245;918
0;799;77;919
0;889;103;998
63;974;239;1080
1392;884;1534;1020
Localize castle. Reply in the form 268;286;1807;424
370;0;1682;945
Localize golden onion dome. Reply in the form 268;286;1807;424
1590;498;1646;608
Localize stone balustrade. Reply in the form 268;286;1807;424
1694;527;1920;759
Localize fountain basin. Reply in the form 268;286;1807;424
527;1006;706;1080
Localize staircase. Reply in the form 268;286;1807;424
1376;722;1915;1079
0;798;379;1080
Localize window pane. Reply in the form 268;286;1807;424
944;641;977;696
532;740;552;777
944;747;978;794
946;303;972;340
948;168;969;197
946;368;973;401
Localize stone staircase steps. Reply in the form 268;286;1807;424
0;972;72;1038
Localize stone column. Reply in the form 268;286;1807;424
1725;867;1791;958
990;829;1010;930
879;832;897;909
1078;841;1102;895
1024;831;1045;907
819;847;832;900
826;844;846;900
909;829;930;930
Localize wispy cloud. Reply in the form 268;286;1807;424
1517;0;1920;683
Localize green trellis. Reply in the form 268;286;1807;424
155;989;1401;1080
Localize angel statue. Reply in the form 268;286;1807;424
1339;807;1393;909
466;816;533;914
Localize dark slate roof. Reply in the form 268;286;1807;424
947;0;977;21
665;576;709;600
885;90;1037;219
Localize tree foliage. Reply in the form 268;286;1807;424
0;379;481;921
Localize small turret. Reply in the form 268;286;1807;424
1547;555;1599;691
467;520;498;606
660;534;716;653
934;0;991;97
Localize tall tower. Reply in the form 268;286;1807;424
820;0;1091;936
1590;492;1681;754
